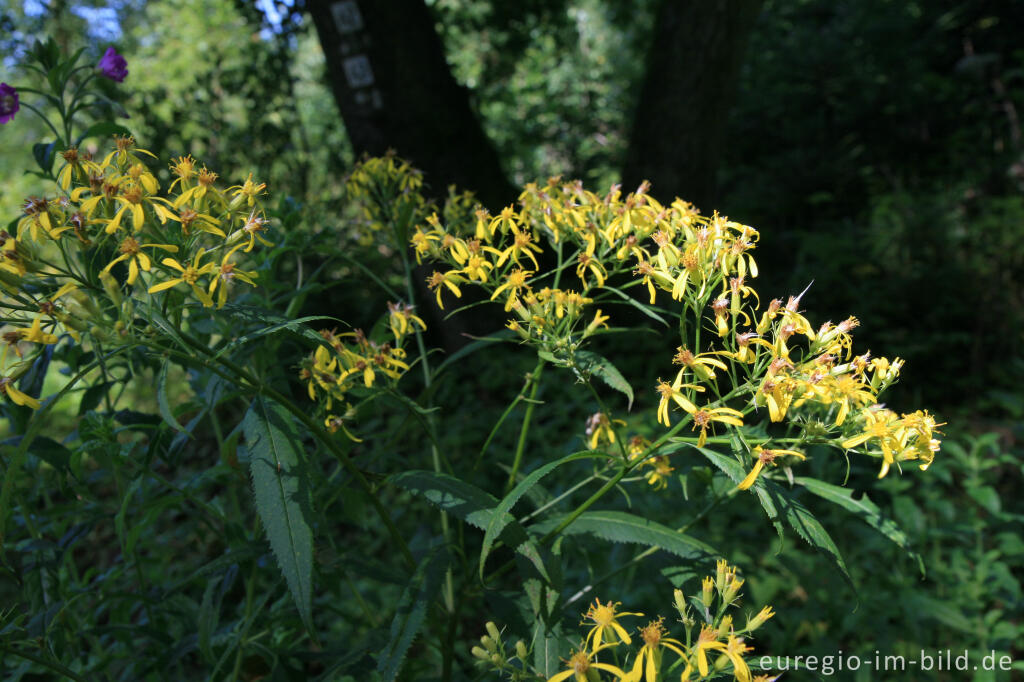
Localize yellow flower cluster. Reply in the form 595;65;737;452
299;304;424;440
405;167;940;483
522;561;776;682
343;154;427;246
0;137;270;409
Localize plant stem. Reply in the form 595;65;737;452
505;358;546;492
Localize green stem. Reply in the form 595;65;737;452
505;358;546;492
538;465;629;546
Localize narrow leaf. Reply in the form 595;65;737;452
480;450;603;577
243;397;315;633
157;363;187;433
796;476;921;569
691;443;785;540
378;547;449;681
760;479;853;590
575;351;634;409
533;510;719;559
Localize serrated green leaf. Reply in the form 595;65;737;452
390;470;504;532
157;362;187;433
575;351;634;409
480;450;603;578
691;443;785;540
378;547;449;681
243;397;315;633
533;510;718;559
760;479;853;590
796;476;922;571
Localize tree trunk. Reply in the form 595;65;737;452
306;0;515;209
622;0;763;213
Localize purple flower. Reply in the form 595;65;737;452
0;83;18;124
97;47;128;83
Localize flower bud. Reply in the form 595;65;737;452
673;588;687;615
701;576;715;609
471;646;490;661
515;640;528;660
98;269;122;307
485;621;501;642
481;635;497;654
747;605;775;632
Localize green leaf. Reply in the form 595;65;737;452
575;351;634;409
157;363;187;433
390;470;553;580
534;510;719;559
760;479;853;590
32;141;57;175
480;450;603;578
243;397;315;633
796;476;923;571
377;547;449;681
209;306;340;361
390;470;503;532
691;443;785;540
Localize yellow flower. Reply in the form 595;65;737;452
672;346;729;383
585;412;626;449
491;268;532;312
387;301;427;343
102;135;157;168
695;625;726;677
713;635;753;682
690;405;744;447
738;446;805;490
173;166;224;209
103;236;178;286
102;181;176;234
426;270;465;309
576;251;607;288
167;154;197;192
227;173;267;209
583;599;642;650
655;375;704;427
626;618;687;682
147;249;217;307
549;645;630;682
207;245;258;308
495;228;543;269
170;207;224;238
229;209;273;252
0;375;40;409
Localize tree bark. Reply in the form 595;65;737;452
306;0;515;209
622;0;763;212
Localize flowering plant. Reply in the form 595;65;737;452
1;39;942;682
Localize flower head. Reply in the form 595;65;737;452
582;599;642;650
98;47;128;82
0;83;18;124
